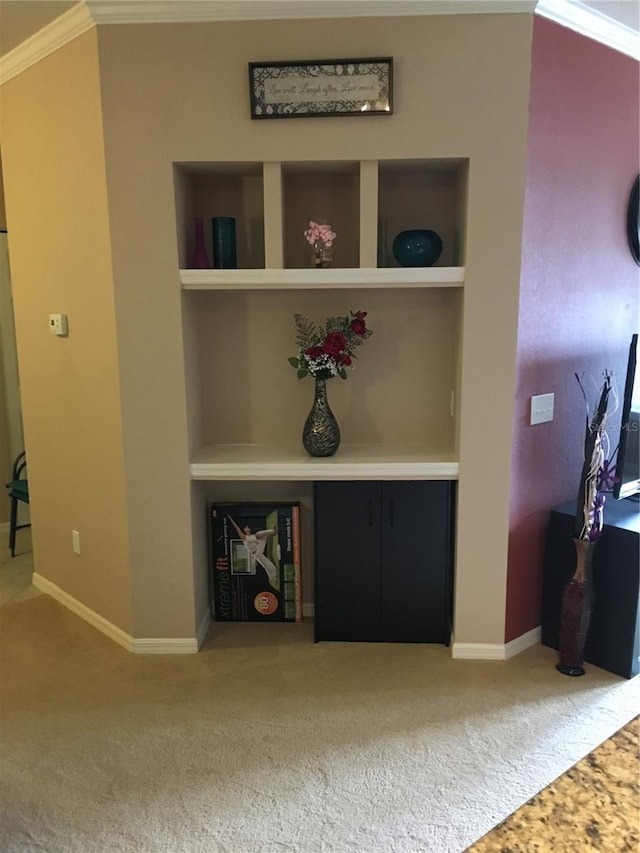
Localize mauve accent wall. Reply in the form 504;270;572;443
506;17;640;643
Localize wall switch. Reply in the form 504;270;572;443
72;529;81;554
530;393;554;425
49;314;68;336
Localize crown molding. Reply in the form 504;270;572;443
1;0;636;87
0;2;94;85
535;0;640;60
84;0;536;24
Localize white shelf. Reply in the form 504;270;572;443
180;267;465;290
190;444;459;481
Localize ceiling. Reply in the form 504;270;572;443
580;1;639;31
0;0;638;59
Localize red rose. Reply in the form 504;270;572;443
305;346;323;359
323;332;346;357
338;353;352;367
350;311;368;336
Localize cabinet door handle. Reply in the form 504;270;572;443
368;499;373;527
389;499;395;527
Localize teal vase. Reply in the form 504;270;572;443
392;229;443;267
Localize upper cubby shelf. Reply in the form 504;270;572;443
174;158;468;272
179;267;465;290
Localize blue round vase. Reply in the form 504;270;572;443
392;229;443;267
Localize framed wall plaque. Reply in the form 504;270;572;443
249;57;393;119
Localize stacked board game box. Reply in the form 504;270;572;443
209;502;302;622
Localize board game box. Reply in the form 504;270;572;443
209;502;302;622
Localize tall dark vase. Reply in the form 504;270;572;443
302;378;340;457
556;538;596;676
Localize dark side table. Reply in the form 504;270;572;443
541;497;640;679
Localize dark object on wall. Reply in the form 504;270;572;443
627;175;640;266
392;229;443;267
613;333;639;500
212;217;237;269
302;378;340;457
541;499;639;679
314;480;454;643
191;217;210;268
5;451;29;558
249;57;393;119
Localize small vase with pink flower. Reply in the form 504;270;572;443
304;220;336;268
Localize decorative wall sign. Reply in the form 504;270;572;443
249;57;393;119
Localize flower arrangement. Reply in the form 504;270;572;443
288;311;373;380
556;370;617;676
574;371;616;542
304;220;337;268
304;220;336;249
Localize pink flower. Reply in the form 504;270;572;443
304;220;337;247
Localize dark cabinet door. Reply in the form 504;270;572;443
314;480;452;643
314;481;381;641
380;481;451;643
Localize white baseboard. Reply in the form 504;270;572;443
32;572;133;651
32;572;201;654
504;625;541;659
29;577;542;659
452;626;541;660
131;637;199;654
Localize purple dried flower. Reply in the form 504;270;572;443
596;458;619;492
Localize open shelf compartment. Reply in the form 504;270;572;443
181;288;462;470
174;161;265;269
282;161;360;269
378;159;468;268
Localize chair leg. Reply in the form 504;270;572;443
9;496;18;557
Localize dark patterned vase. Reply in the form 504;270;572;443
556;538;596;676
302;378;340;457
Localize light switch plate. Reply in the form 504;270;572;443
530;393;554;425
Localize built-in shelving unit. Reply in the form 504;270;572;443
175;158;468;483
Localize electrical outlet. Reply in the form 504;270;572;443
49;314;68;336
72;529;81;554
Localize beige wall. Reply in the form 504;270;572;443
0;151;7;230
95;14;532;643
0;154;10;523
0;353;10;527
0;31;133;632
1;13;532;644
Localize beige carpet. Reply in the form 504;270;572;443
1;537;639;852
